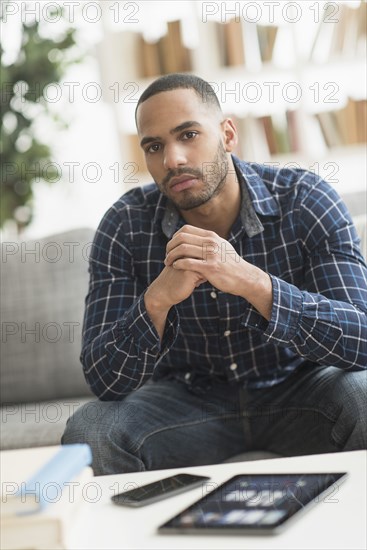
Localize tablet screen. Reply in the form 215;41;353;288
158;473;347;535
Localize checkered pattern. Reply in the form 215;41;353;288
81;156;367;400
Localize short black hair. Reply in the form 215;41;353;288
135;73;222;121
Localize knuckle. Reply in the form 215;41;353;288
175;233;185;245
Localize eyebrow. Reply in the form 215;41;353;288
139;121;202;148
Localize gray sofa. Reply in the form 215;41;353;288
1;190;366;452
1;228;94;449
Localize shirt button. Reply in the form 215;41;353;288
224;330;231;337
210;291;217;299
184;372;191;380
229;363;238;371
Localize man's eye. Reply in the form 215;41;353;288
146;143;161;153
182;131;198;140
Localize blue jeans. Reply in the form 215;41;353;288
62;366;367;475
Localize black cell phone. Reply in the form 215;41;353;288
158;472;348;535
111;473;211;507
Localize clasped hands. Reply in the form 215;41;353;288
164;224;245;296
146;224;272;321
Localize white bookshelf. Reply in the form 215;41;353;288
97;0;366;194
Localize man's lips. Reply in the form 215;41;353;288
169;175;198;192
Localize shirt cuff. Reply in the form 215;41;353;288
242;275;303;344
112;293;179;352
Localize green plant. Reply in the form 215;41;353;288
1;8;79;230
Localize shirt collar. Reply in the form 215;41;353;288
233;156;281;218
157;156;280;239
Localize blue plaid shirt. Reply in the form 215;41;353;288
82;157;367;400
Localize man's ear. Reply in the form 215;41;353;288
221;118;238;152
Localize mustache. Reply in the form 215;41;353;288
161;167;203;188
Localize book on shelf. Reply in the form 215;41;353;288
256;25;278;63
355;99;367;144
286;110;301;153
335;98;358;145
231;111;301;161
217;19;245;67
258;115;278;156
315;98;367;148
1;444;93;550
139;20;192;77
161;20;191;74
256;111;299;156
329;3;349;58
315;111;343;148
356;1;367;57
230;115;269;162
139;36;161;78
310;2;367;61
209;20;279;69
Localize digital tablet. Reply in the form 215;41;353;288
158;472;348;535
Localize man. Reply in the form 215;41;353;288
63;74;367;475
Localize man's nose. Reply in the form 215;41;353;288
163;144;187;171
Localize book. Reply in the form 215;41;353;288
1;445;93;550
1;444;92;517
310;3;366;62
286;110;300;153
355;99;367;144
231;115;270;162
221;19;245;67
309;3;337;63
336;98;358;145
258;115;277;155
139;36;161;78
356;1;367;57
159;20;192;74
315;111;342;148
257;25;278;63
1;468;93;550
332;4;349;57
315;99;367;149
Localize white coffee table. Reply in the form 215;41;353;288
68;450;366;550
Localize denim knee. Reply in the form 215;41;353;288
331;370;367;450
62;400;134;444
62;400;99;445
61;399;145;475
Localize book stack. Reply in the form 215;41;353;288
1;444;93;550
256;25;278;63
257;111;300;156
217;19;246;67
310;2;366;62
215;20;279;68
315;98;367;148
139;20;192;77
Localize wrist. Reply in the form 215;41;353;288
144;287;171;315
237;261;273;320
144;288;172;342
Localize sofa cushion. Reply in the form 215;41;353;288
0;397;92;449
1;228;95;404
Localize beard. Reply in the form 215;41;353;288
157;141;229;211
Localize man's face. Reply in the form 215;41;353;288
136;89;232;211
